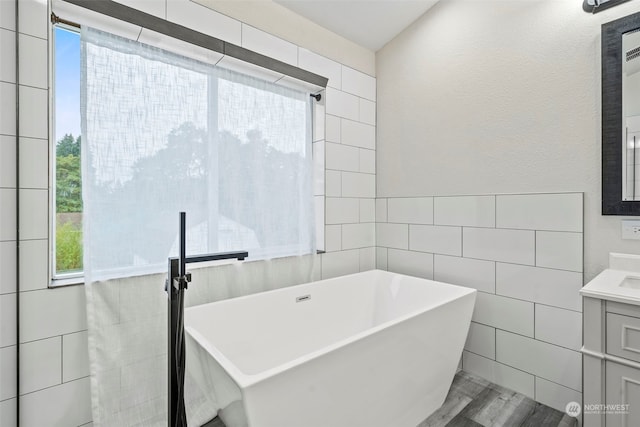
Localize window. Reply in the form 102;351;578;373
53;26;82;279
52;25;319;282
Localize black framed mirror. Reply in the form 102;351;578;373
602;11;640;215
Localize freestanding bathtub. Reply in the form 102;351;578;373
184;269;476;427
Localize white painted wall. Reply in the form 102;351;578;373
376;0;640;282
0;0;376;425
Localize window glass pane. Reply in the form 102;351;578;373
54;26;83;275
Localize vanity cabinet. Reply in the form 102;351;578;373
583;298;640;427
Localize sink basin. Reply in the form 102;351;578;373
620;276;640;290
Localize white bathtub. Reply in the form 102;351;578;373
184;269;476;427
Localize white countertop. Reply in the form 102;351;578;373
580;253;640;306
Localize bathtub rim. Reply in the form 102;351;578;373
185;269;477;389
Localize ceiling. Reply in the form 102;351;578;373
273;0;440;51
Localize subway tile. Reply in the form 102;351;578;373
434;254;495;293
375;198;387;222
0;189;16;241
496;193;582;232
325;114;340;143
462;351;535;399
341;66;376;101
315;196;324;251
472;292;534;337
387;249;434;279
0;241;16;294
19;86;47;139
536;231;583;272
18;0;47;40
0;136;15;188
18;189;47;240
410;225;461;256
19;377;92;427
20;337;62;394
463;227;535;265
326;142;359;172
325;170;341;197
241;24;297;66
496;263;582;312
321;249;359;279
465;322;495;359
313;103;325;142
20;286;87;343
434;195;495;227
19;137;47;189
325;87;359;121
166;0;241;45
535;377;583;414
359;148;375;174
535;304;582;351
359;198;375;223
0;293;16;347
376;247;387;270
0;0;15;31
63;331;89;382
0;345;16;400
313;141;324;196
342;223;375;249
325;225;341;252
0;29;15;83
341;119;375;149
18;34;47;89
325;197;359;224
342;172;375;198
19;239;48;292
359;99;376;125
359;247;375;271
298;48;342;89
0;82;16;136
496;330;581;391
113;0;166;18
387;197;433;224
376;223;408;249
0;398;16;427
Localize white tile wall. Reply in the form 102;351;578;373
326;142;359;172
0;0;15;31
536;231;583;272
359;99;375;125
410;225;461;256
19;240;48;291
376;247;387;270
18;189;48;240
341;119;375;149
321;249;360;279
433;255;495;293
376;223;408;249
496;193;582;232
0;29;15;83
342;172;375;198
325;87;359;121
0;293;16;347
62;331;90;382
375;198;387;222
0;82;16;136
434;196;496;228
341;66;376;101
0;345;16;401
18;34;47;89
464;321;496;359
359;247;375;271
19;377;92;427
20;337;62;394
535;377;582;414
342;223;375;249
387;248;434;279
166;0;241;44
325;170;341;197
462;351;535;398
0;241;16;294
113;0;166;18
496;263;582;311
387;197;433;224
299;48;341;89
463;227;535;265
326;197;359;224
0;398;16;427
19;138;47;189
18;86;47;139
325;114;340;143
496;330;581;391
472;292;534;337
0;136;16;188
17;0;48;40
325;225;341;252
241;24;298;66
359;149;375;174
534;304;582;351
359;199;375;223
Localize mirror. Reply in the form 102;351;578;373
602;11;640;214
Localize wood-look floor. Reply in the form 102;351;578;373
203;371;578;427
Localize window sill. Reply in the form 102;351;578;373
49;276;85;288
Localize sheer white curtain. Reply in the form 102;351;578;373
81;27;315;425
